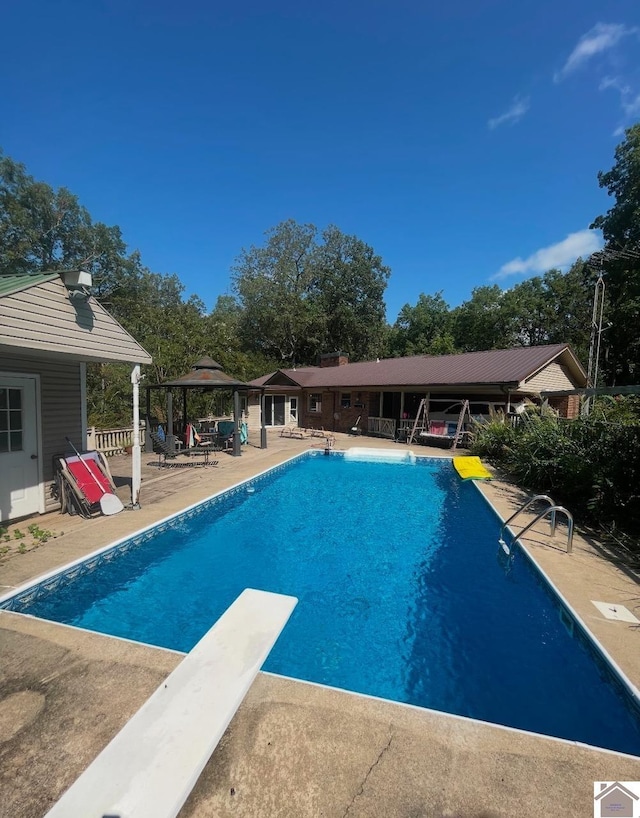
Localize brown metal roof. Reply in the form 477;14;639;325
250;344;587;390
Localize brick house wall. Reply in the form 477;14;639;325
547;394;581;418
299;389;375;433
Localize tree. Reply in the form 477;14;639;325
232;220;390;366
451;285;515;352
590;123;640;384
309;225;390;361
0;149;239;426
388;292;456;357
0;150;127;276
232;220;320;366
535;263;593;364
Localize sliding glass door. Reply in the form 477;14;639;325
264;395;286;426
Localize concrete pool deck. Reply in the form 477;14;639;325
1;432;639;817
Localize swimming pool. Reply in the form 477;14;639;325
3;451;640;756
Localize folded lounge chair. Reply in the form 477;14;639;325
54;451;117;518
150;431;218;468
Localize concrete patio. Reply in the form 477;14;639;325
1;431;639;818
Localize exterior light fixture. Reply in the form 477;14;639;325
63;270;92;302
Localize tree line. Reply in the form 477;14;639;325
1;123;639;426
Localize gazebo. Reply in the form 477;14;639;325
145;357;265;457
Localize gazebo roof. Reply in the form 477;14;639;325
158;357;252;390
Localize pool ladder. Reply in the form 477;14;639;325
499;494;574;556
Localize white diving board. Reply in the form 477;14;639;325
45;588;298;818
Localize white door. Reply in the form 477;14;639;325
0;375;41;522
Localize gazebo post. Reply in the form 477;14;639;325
182;389;188;436
260;390;267;449
167;391;174;451
232;388;241;457
145;385;152;452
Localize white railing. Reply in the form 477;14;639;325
88;426;136;456
367;417;397;438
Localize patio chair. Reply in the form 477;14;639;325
216;421;236;451
149;431;218;468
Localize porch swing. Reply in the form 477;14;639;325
407;398;471;449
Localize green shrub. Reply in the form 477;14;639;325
471;398;640;536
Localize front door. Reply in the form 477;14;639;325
0;375;41;522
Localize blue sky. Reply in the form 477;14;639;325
2;1;640;321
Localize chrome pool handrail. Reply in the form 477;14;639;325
499;497;574;556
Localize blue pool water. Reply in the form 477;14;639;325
8;453;640;755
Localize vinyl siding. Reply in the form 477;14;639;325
523;362;575;393
0;353;82;513
0;277;152;364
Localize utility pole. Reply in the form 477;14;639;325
584;274;605;416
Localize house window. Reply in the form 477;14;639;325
341;393;351;409
290;397;298;421
0;388;23;453
308;393;322;413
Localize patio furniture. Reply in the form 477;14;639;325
280;426;305;439
417;421;455;448
149;431;217;468
216;421;236;451
54;450;119;518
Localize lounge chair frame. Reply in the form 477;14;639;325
149;431;218;468
54;450;117;518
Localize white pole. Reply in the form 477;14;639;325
131;365;142;509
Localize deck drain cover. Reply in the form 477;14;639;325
591;601;640;623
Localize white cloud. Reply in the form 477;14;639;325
599;75;640;130
599;75;631;95
487;95;530;130
554;23;635;82
622;92;640;116
493;230;603;280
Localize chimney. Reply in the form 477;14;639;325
319;352;349;368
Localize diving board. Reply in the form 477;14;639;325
453;456;493;481
45;588;297;818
